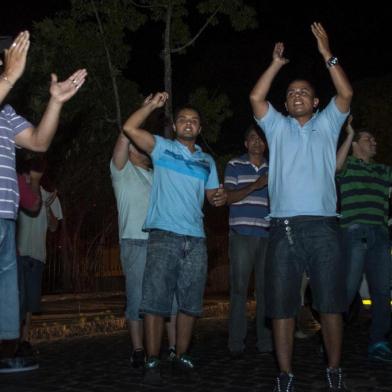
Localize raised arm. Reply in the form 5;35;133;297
249;43;289;119
336;115;355;172
311;22;353;113
15;69;87;152
122;92;168;154
0;31;29;104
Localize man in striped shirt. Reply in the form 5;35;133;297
337;115;392;363
0;31;86;373
224;125;271;357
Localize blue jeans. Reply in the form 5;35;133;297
342;224;392;344
140;230;207;317
120;239;148;321
266;216;346;318
228;233;272;353
0;218;19;339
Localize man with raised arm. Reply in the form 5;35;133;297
110;101;177;370
249;23;353;391
0;31;87;373
123;92;227;385
337;115;392;363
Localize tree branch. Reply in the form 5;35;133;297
90;0;122;132
171;0;225;54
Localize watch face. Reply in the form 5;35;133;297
328;56;338;67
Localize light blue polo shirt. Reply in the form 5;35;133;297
144;136;219;237
255;97;349;218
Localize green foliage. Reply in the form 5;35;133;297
197;0;258;31
188;87;232;144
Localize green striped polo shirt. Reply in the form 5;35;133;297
337;156;392;227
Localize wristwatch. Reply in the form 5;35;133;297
326;56;339;68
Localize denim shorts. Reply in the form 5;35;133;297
0;218;20;339
18;256;45;319
265;216;347;318
140;230;207;317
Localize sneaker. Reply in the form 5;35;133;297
130;348;145;368
326;368;349;391
273;372;295;392
167;346;176;361
143;357;162;386
172;353;200;381
15;341;35;357
368;341;392;362
0;356;39;373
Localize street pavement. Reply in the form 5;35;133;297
1;296;392;391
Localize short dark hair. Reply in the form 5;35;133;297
353;129;372;143
287;79;317;97
244;124;267;145
173;104;202;124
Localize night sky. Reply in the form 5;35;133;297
2;1;391;150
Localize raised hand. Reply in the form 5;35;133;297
142;93;153;107
346;115;354;136
311;22;332;59
272;42;289;66
2;31;30;84
148;92;169;109
50;68;88;104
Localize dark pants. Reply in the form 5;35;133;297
342;224;391;345
266;216;346;318
228;233;272;352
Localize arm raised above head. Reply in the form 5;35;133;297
122;92;169;154
311;22;353;113
250;42;289;119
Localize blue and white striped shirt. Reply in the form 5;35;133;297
0;105;32;220
224;154;269;237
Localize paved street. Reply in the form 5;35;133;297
1;305;392;391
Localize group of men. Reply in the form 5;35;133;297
1;21;391;392
112;22;391;392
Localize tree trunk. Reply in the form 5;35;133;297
163;2;173;138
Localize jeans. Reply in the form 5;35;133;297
228;233;272;352
0;218;19;339
266;216;346;318
140;230;207;317
342;223;392;344
120;239;148;321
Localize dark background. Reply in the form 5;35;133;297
2;1;391;147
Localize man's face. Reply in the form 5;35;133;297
173;109;201;141
354;132;377;159
285;80;319;118
245;130;265;156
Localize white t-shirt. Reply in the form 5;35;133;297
17;187;63;263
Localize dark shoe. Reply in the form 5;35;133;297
172;353;200;381
15;341;35;357
368;341;392;362
0;356;39;373
167;346;176;361
130;349;145;369
143;357;162;386
273;372;295;392
326;368;350;391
